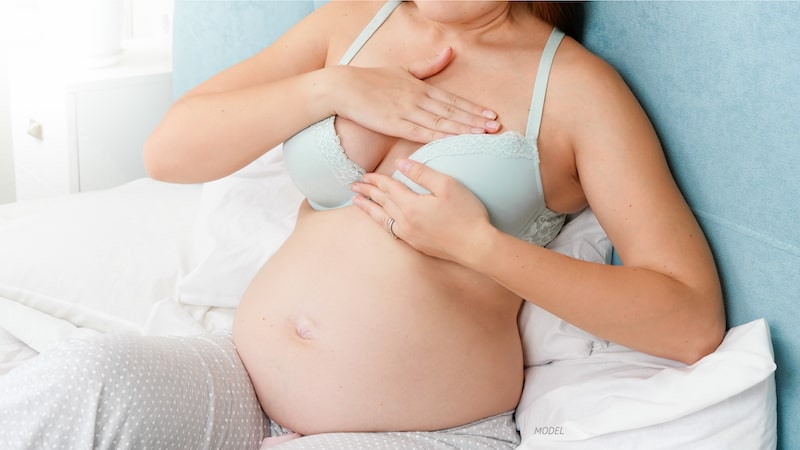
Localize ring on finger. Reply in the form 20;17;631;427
385;217;398;239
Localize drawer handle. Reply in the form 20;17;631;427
27;120;43;140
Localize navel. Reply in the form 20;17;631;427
294;318;317;340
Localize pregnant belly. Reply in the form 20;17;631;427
232;208;524;435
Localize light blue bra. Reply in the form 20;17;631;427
283;1;566;246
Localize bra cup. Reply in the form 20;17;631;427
393;150;543;237
284;117;364;210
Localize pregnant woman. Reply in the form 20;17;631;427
0;2;724;449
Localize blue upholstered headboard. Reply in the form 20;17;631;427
581;4;799;449
172;2;799;448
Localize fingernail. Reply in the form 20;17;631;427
486;120;500;130
397;159;412;173
482;110;497;119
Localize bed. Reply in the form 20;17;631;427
2;1;796;449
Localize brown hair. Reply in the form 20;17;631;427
529;2;581;38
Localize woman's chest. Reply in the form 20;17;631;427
335;67;536;175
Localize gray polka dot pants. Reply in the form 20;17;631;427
0;333;520;450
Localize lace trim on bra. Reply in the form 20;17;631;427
316;116;366;186
316;119;540;187
410;132;539;163
520;208;566;247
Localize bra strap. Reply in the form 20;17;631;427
526;29;566;140
338;0;402;65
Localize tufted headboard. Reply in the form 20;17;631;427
172;1;799;448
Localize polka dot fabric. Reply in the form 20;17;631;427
270;412;520;449
0;333;267;450
0;333;520;450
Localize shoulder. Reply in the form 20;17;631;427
313;1;389;61
548;37;656;155
551;37;638;118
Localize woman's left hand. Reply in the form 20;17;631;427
351;159;493;263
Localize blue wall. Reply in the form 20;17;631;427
172;1;320;98
583;3;799;448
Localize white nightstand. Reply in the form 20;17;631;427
8;40;173;200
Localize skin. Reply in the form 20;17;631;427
144;0;725;436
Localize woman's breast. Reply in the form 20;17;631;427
282;116;405;210
232;206;524;434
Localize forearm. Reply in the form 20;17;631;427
462;226;725;364
144;69;332;183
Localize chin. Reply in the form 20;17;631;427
411;0;506;24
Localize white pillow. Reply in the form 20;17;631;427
518;211;776;449
0;179;200;345
521;208;612;367
177;146;304;307
516;318;777;449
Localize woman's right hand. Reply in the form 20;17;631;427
327;47;501;143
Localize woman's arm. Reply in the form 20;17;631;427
358;154;723;365
143;4;334;183
144;2;500;184
537;50;726;364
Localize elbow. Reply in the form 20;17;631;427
142;98;201;182
676;308;727;366
142;138;164;181
143;129;182;182
679;329;725;366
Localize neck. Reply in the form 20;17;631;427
409;1;526;44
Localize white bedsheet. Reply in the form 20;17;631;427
0;325;37;376
0;179;226;354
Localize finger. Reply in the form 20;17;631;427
352;173;408;206
411;100;501;135
399;121;453;144
426;88;498;124
352;190;407;241
352;191;383;214
395;159;452;196
406;47;454;79
352;192;389;223
407;49;505;135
